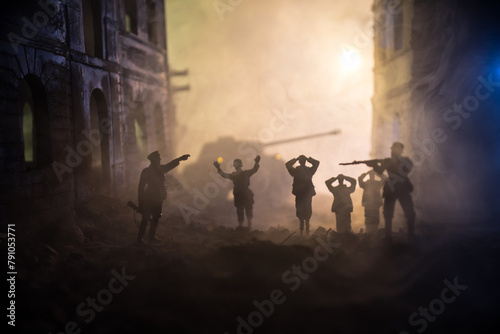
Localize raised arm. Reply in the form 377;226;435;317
285;157;298;176
248;155;261;176
162;154;190;173
308;156;320;175
345;175;357;192
325;176;337;193
358;172;368;188
213;161;231;179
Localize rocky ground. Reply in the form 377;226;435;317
11;194;500;334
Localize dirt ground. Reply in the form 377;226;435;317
11;194;500;334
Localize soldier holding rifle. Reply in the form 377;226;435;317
340;142;416;242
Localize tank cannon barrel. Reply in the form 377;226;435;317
262;129;341;147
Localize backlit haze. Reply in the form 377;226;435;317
166;0;375;228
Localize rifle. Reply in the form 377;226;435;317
127;201;157;224
127;201;141;213
339;159;384;166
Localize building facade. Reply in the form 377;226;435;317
372;0;500;224
0;0;172;223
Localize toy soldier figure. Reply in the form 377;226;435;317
368;142;416;242
214;155;260;229
358;170;385;235
137;151;190;244
325;174;357;233
286;155;320;235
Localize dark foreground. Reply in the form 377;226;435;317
11;195;500;334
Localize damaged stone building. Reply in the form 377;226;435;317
0;0;172;223
372;0;500;224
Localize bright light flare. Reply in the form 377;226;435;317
340;49;361;71
217;157;223;163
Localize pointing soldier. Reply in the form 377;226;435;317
137;151;190;244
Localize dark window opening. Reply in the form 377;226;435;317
82;0;103;58
18;75;52;170
125;0;138;34
89;89;110;188
147;1;158;45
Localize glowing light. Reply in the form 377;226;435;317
275;154;282;160
217;157;223;163
340;49;361;71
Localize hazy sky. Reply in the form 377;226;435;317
166;0;374;193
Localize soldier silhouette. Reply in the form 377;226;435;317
286;155;320;235
137;151;190;244
214;155;260;229
368;142;416;242
325;174;356;233
358;170;385;235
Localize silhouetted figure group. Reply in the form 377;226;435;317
135;141;416;244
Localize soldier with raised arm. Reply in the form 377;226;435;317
286;155;320;235
214;155;260;229
137;151;190;244
325;174;357;233
367;142;416;242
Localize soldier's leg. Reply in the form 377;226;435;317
365;206;380;235
305;196;312;234
383;195;397;241
245;202;253;229
236;205;245;226
346;211;352;233
148;205;162;243
295;195;305;234
137;208;151;243
398;193;416;238
137;219;148;243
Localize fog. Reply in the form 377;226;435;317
166;0;375;229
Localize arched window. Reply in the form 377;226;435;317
18;75;52;170
125;0;138;34
133;103;148;158
89;89;110;187
82;0;103;58
22;102;33;163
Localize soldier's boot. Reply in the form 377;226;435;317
137;220;148;244
247;218;252;230
149;222;161;243
305;220;310;236
299;219;304;235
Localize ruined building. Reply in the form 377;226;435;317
0;0;172;223
372;0;500;224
